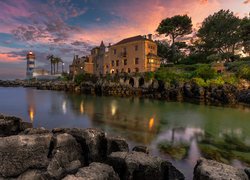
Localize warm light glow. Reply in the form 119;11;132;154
149;59;154;63
148;117;154;131
29;51;33;55
62;100;67;114
29;107;34;123
80;100;84;114
111;101;117;116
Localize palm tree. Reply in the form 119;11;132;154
54;56;63;74
47;55;54;75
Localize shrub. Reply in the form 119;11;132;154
237;65;250;80
192;77;208;87
192;65;217;80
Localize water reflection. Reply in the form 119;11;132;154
26;88;36;123
3;87;250;179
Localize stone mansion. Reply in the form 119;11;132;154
69;34;160;77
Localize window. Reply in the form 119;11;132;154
128;68;131;73
106;65;109;68
135;45;138;51
123;47;126;52
116;60;119;66
112;60;115;67
124;59;127;65
135;58;139;65
113;49;116;55
121;68;124;73
135;68;139;72
116;69;119;74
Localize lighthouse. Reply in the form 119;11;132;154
26;51;35;79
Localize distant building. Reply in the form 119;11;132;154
89;34;160;76
26;51;35;79
69;55;94;77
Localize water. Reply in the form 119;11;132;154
1;87;250;178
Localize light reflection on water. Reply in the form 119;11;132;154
1;87;250;179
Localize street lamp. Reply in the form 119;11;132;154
62;62;65;73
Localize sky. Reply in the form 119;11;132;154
0;0;249;79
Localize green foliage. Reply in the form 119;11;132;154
207;54;222;62
144;72;155;82
236;65;250;80
74;73;98;85
192;65;217;80
179;52;211;65
158;141;190;160
197;9;241;55
192;77;208;87
156;15;192;44
240;16;250;54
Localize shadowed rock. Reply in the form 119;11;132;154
107;136;129;155
193;158;248;180
107;151;184;180
0;133;52;177
47;133;83;179
0;115;32;136
132;145;149;154
63;162;119;180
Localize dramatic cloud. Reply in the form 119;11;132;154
0;0;249;79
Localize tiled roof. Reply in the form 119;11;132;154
114;35;152;46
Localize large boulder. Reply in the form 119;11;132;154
0;115;32;136
52;128;107;164
107;136;129;155
193;158;248;180
0;133;52;177
47;133;83;179
63;162;119;180
107;151;184;180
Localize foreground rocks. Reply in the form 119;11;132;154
193;158;249;180
0;114;184;179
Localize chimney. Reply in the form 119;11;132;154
148;34;152;40
75;55;78;59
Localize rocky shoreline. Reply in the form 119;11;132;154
0;114;250;180
1;78;250;107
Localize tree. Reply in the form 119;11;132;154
241;16;250;55
197;10;241;58
156;15;192;63
155;40;172;61
47;54;55;75
54;56;62;74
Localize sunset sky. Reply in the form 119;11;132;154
0;0;249;79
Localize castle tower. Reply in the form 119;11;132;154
26;51;35;79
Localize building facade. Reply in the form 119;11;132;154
91;35;160;76
69;55;94;77
69;34;160;76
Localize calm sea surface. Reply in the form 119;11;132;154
1;87;250;178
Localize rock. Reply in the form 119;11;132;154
244;168;250;179
107;151;184;180
52;128;107;164
47;133;83;179
17;169;46;180
63;162;119;180
22;127;50;135
193;158;248;180
0;115;32;136
0;133;52;177
107;136;129;155
132;145;149;154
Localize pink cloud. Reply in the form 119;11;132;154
0;53;24;63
